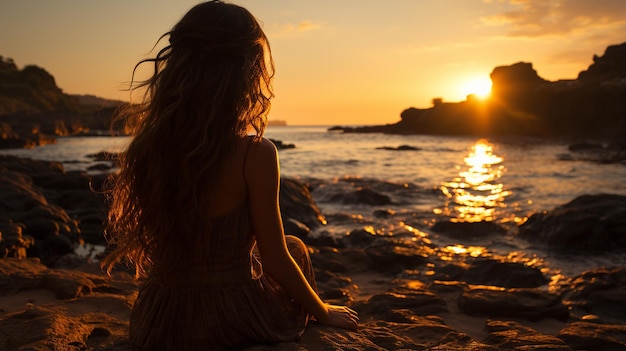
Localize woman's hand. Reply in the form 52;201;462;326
316;304;359;331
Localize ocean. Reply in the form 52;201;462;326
2;125;626;279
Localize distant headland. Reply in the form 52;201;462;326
331;42;626;141
0;56;125;148
268;119;288;126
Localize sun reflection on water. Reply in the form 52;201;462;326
439;139;511;223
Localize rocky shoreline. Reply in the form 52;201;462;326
1;155;626;350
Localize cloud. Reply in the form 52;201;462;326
482;0;626;37
296;20;320;32
270;20;321;37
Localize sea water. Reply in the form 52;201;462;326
2;126;626;278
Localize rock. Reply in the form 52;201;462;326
0;223;34;259
0;258;47;294
483;320;572;350
329;188;392;206
86;151;119;162
565;141;626;163
430;259;548;289
463;258;548;288
283;218;310;237
43;269;100;299
311;247;369;275
0;306;93;350
364;240;429;275
568;141;604;151
559;266;626;323
373;209;395;218
432;220;507;239
343;228;378;247
0;156;112;263
354;289;447;319
279;177;327;230
375;145;420;151
87;162;114;171
578;42;626;82
490;62;548;98
517;194;626;251
558;322;626;351
269;139;295;150
458;287;569;321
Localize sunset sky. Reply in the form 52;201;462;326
1;0;625;125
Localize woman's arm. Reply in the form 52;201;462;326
245;138;358;331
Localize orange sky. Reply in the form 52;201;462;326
1;0;625;125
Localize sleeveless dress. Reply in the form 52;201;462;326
128;201;317;350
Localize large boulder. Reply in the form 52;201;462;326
517;194;626;251
279;177;327;232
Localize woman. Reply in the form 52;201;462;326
102;1;358;350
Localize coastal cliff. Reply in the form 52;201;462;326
334;42;626;140
0;56;123;148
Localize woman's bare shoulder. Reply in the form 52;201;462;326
247;137;278;161
245;137;279;182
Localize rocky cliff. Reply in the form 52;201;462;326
336;42;626;140
0;56;123;147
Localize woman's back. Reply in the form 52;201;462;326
204;137;250;217
130;139;313;350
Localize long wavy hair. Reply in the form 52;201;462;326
102;1;274;277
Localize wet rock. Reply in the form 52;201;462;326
269;139;295;150
464;258;548;288
302;232;345;248
1;156;104;263
0;171;47;211
375;145;420;151
365;244;428;275
458;287;569;321
560;266;626;323
483;320;572;350
432;258;548;288
319;287;353;305
329;188;392;206
518;194;626;251
373;209;395;218
87;162;114;171
86;151;119;162
558;322;626;351
343;227;378;247
564;141;626;164
432;220;507;239
283;218;310;237
311;247;369;275
279;177;326;230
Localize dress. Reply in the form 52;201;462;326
128;200;316;350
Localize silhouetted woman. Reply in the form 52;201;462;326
102;1;358;350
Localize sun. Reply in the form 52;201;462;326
463;77;492;99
